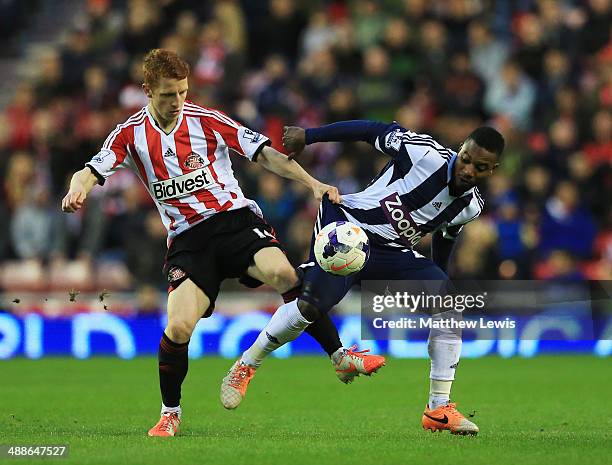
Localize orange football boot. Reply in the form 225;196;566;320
422;402;479;435
334;345;386;384
220;359;257;409
148;412;181;437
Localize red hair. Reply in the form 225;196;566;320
143;49;190;89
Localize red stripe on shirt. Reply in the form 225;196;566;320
185;110;245;160
129;136;177;232
199;119;231;193
144;119;204;225
128;142;147;184
174;117;231;212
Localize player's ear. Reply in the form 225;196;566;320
142;83;153;99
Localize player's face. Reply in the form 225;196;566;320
145;77;189;125
452;139;499;193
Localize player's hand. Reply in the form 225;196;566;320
61;188;87;213
283;126;306;160
313;182;341;204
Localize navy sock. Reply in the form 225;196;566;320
304;313;342;357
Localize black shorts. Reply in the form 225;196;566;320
163;208;283;317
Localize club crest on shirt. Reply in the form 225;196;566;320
385;130;403;151
167;266;186;283
184;152;205;170
242;128;262;143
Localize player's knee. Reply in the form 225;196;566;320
166;319;195;343
297;299;322;322
268;264;298;292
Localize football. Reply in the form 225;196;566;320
314;221;370;276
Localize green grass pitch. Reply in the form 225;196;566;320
1;356;610;465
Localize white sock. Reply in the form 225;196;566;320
331;347;346;365
428;379;452;410
242;299;312;367
161;403;182;418
427;313;462;409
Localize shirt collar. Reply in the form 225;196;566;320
447;153;475;197
447;153;457;183
145;105;183;137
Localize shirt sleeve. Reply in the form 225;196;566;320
371;122;408;157
233;126;271;162
376;126;457;165
431;222;466;272
439;223;464;240
430;229;456;273
305;120;393;147
85;125;132;185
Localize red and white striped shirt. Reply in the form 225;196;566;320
86;102;270;240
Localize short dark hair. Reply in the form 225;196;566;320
466;126;505;157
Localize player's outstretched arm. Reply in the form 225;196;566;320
283;120;393;159
61;167;100;213
282;126;307;159
257;145;341;203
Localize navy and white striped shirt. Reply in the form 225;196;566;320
310;122;484;250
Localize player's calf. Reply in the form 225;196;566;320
297;299;322;321
221;299;312;408
155;281;207;433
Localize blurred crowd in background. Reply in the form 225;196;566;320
0;0;611;302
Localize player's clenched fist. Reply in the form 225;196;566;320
61;188;87;212
313;182;341;204
61;167;99;213
283;126;306;160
